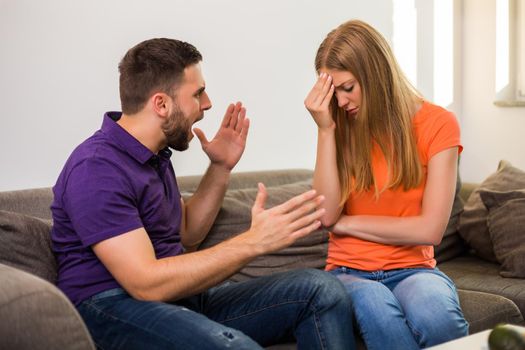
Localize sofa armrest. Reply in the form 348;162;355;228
0;264;94;350
458;289;525;334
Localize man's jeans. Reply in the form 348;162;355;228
330;266;469;350
77;269;355;350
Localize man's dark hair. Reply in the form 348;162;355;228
118;38;202;114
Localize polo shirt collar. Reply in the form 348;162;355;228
101;111;172;164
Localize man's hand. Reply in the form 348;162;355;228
304;73;336;130
243;183;326;254
193;102;249;171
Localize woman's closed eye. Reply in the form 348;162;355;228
343;85;354;93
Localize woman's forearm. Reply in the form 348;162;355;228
313;127;343;226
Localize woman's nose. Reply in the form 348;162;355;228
336;94;348;108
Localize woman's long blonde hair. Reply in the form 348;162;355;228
315;20;423;204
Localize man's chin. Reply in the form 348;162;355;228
169;142;189;152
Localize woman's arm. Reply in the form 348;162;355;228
305;73;344;226
331;147;459;246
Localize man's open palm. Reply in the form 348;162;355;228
193;102;250;170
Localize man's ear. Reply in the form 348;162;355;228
151;93;170;118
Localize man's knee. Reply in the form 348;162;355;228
288;269;348;303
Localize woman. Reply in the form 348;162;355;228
304;20;469;349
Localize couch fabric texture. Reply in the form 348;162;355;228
1;167;525;349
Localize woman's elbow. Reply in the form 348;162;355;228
320;214;338;229
425;228;445;246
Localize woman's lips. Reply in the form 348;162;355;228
347;107;359;115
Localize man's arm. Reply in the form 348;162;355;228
181;102;249;250
180;164;230;251
93;184;325;302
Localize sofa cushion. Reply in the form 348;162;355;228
458;160;525;262
439;255;525;316
0;210;57;283
198;181;328;282
480;189;525;278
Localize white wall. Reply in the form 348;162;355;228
2;0;522;191
0;0;392;191
460;0;525;182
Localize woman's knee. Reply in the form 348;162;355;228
407;303;469;347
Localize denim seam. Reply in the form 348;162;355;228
218;299;311;323
313;308;326;350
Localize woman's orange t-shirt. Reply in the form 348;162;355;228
325;101;463;272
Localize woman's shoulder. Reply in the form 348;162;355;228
413;101;458;130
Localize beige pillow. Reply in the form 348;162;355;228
459;160;525;262
480;189;525;278
199;181;328;282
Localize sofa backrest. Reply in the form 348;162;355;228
0;169;315;218
0;169;318;284
0;188;54;220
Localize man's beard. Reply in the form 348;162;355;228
161;105;192;151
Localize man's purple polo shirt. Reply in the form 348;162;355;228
51;112;184;306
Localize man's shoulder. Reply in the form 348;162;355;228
67;131;128;169
54;132;131;192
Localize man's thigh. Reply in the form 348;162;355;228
78;289;262;350
200;269;343;347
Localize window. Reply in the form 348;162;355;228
495;0;525;106
392;0;456;108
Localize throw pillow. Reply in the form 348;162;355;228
0;210;57;283
458;160;525;262
479;189;525;278
198;180;328;282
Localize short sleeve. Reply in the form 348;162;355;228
426;110;463;160
62;158;143;247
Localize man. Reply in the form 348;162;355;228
51;38;354;349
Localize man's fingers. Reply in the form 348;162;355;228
275;189;318;214
252;183;267;213
235;107;246;133
221;103;235;127
290;220;323;241
240;118;250;140
228;102;242;129
193;128;208;146
288;207;326;233
285;195;325;222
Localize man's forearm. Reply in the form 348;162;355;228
142;233;259;301
182;163;231;249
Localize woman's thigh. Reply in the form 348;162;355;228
391;269;469;346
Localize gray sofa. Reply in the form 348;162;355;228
1;169;524;349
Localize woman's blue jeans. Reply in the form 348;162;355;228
77;269;355;350
330;266;469;350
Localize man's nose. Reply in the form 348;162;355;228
201;92;212;111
